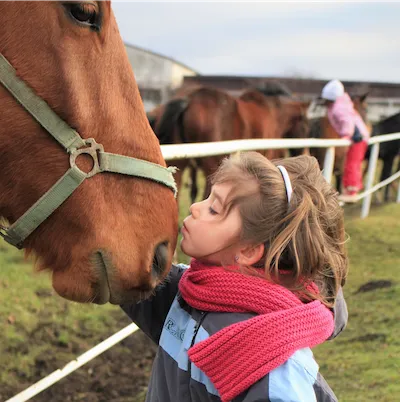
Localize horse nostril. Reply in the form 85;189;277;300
152;242;169;279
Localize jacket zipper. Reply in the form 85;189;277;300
188;311;207;379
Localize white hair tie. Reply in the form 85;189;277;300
277;165;292;203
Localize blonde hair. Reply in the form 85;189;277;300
210;151;348;307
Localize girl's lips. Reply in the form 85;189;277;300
182;222;189;234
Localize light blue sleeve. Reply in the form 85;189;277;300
269;348;318;402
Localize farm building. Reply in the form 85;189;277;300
124;42;400;122
124;43;198;112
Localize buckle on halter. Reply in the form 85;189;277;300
69;138;104;178
0;224;23;249
0;224;7;240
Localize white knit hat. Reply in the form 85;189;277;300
320;79;345;101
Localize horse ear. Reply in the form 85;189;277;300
360;92;369;102
351;92;369;103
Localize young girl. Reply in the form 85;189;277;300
319;79;370;200
122;152;348;402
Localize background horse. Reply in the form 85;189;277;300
0;1;178;304
309;93;370;191
365;112;400;201
152;82;310;204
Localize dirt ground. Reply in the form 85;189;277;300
1;315;157;402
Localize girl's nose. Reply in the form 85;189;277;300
189;202;200;219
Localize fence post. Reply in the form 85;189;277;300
361;143;380;219
397;179;400;204
322;147;335;184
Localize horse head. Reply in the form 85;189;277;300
0;1;178;304
282;99;311;140
352;92;370;124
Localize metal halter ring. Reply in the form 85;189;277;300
69;138;104;178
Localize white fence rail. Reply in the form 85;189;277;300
161;132;400;160
5;324;140;402
6;132;400;402
162;132;400;219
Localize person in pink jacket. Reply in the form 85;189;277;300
320;79;370;200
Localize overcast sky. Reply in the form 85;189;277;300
112;1;400;83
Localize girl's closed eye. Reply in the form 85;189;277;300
209;206;218;215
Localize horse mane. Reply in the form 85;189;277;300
379;111;400;125
239;89;272;106
373;111;400;136
239;80;293;106
181;86;238;117
186;86;234;103
253;81;293;97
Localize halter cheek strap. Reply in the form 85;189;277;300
276;165;293;203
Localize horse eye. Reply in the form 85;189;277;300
66;2;98;25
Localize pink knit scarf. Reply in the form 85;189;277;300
178;259;334;402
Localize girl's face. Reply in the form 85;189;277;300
180;183;242;265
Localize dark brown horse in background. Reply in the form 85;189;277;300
365;112;400;201
0;1;178;305
151;82;310;203
309;93;371;192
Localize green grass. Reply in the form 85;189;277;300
313;202;400;402
0;241;119;387
0;167;399;401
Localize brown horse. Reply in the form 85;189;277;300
309;93;370;191
152;84;310;203
0;2;178;304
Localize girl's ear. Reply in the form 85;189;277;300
237;243;265;266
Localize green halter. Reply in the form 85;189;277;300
0;53;177;249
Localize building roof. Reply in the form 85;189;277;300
124;42;200;75
183;75;400;99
